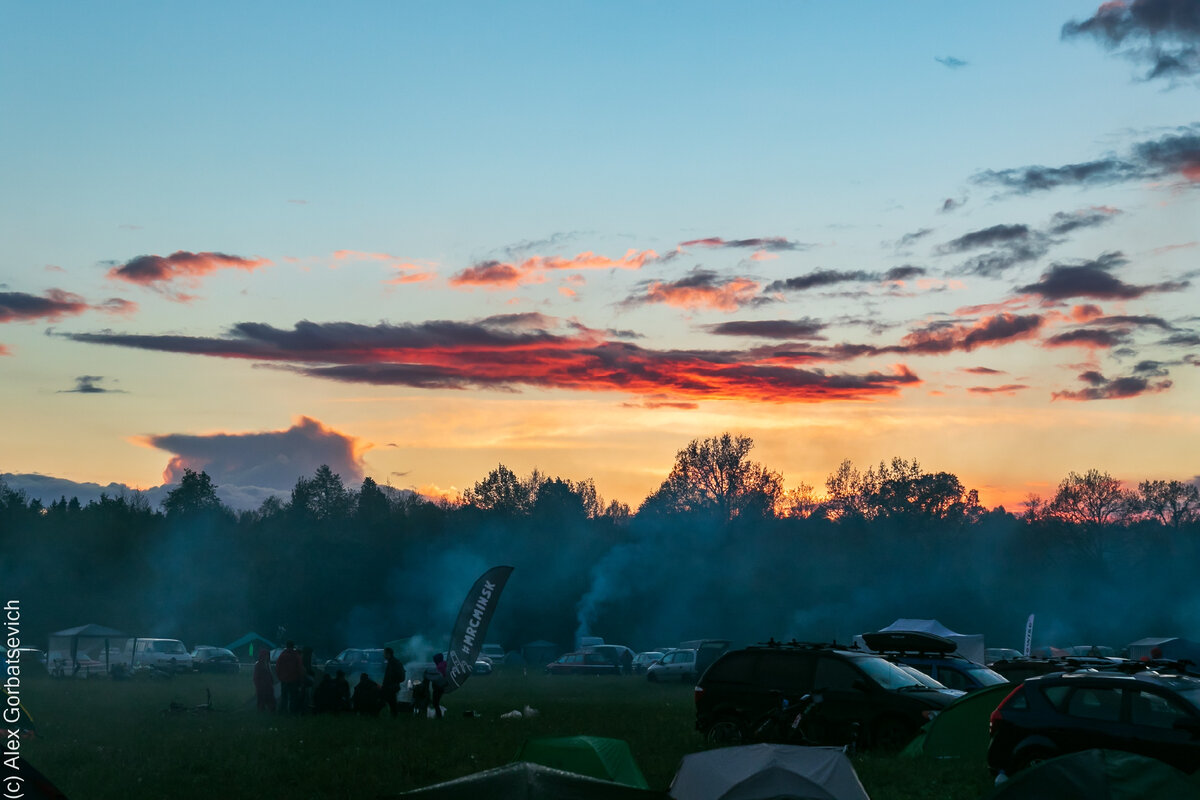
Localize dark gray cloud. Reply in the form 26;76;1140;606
973;126;1200;194
679;236;811;252
1046;207;1122;235
1018;252;1189;300
1043;328;1129;349
882;265;927;281
767;269;878;292
1062;0;1200;81
704;318;828;340
1053;369;1173;401
940;197;966;213
935;55;969;69
58;375;125;394
0;290;91;323
941;208;1119;277
894;229;933;250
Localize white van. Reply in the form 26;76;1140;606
124;638;193;673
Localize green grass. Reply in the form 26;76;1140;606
19;669;994;799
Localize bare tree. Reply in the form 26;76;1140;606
1136;479;1200;529
640;433;783;521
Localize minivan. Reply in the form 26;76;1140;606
124;638;193;672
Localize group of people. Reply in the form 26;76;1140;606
253;642;449;719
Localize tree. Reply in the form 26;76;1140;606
162;468;224;518
821;459;872;519
639;433;783;521
1050;470;1132;528
289;465;352;522
464;464;533;515
1136;479;1200;529
356;476;391;524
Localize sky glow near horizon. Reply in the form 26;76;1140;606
2;1;1198;510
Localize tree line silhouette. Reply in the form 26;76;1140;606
2;433;1197;658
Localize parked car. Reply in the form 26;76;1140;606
480;644;506;663
632;651;664;675
582;644;636;673
5;647;47;671
862;629;1009;693
988;669;1200;776
695;640;955;751
893;663;965;699
123;638;193;673
647;648;700;682
545;651;621;676
986;648;1024;663
324;648;387;683
191;645;240;674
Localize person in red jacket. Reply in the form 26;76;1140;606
253;648;276;712
274;641;304;714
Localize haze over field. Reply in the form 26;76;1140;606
2;2;1198;511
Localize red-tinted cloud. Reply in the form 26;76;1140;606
449;249;656;289
66;315;922;404
0;289;92;322
642;273;761;312
1043;328;1128;349
107;250;271;293
968;384;1030;395
897;313;1044;354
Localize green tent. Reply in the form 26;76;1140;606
987;749;1200;800
398;761;665;799
901;683;1010;760
516;736;650;789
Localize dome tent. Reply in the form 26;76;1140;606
668;744;869;800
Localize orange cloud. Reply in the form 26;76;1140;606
645;277;760;311
449;249;657;289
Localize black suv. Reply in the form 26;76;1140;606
988;670;1200;775
694;640;956;750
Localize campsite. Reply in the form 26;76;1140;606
18;667;999;800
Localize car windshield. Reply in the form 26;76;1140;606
897;663;949;689
853;655;926;690
964;665;1009;686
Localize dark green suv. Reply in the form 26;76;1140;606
694;640;956;750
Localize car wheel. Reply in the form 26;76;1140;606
871;717;913;752
705;718;745;746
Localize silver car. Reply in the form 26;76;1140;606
646;648;699;682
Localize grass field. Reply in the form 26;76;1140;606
18;668;995;799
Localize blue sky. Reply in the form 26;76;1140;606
2;1;1197;509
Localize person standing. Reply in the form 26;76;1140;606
381;647;406;718
253;648;276;712
274;641;304;714
430;652;449;719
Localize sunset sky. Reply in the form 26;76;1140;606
2;1;1197;511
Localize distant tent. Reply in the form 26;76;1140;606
902;683;1011;760
876;619;985;664
669;744;869;800
1127;637;1200;664
225;632;278;662
397;761;666;799
47;623;126;676
986;749;1199;800
516;736;650;789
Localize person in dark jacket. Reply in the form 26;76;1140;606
352;672;383;716
275;641;304;714
430;652;449;719
381;647;407;718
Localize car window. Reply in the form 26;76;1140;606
853;656;924;690
935;667;972;691
1043;685;1070;710
963;666;1009;686
814;657;863;691
707;651;759;683
662;653;676;664
679;651;695;664
1129;688;1192;729
1066;686;1122;722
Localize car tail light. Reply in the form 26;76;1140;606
694;685;704;705
989;684;1025;735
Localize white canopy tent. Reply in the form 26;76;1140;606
860;618;986;665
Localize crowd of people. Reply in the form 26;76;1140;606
253;642;450;718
